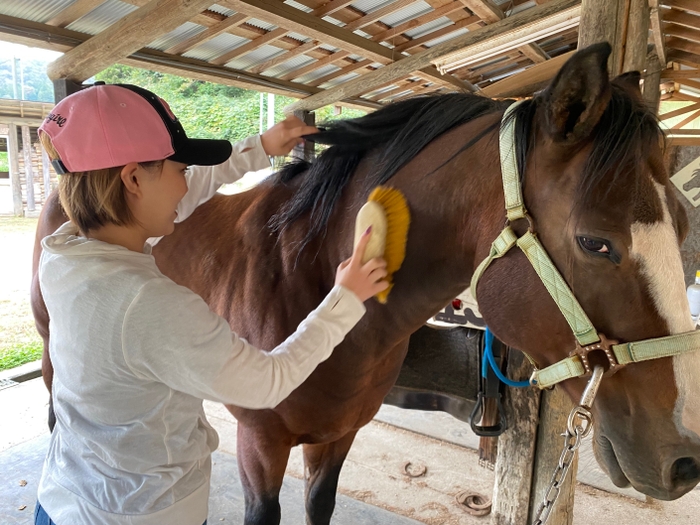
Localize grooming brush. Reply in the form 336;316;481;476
353;186;410;303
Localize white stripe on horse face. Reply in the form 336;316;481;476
630;182;699;439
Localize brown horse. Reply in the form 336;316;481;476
32;42;700;524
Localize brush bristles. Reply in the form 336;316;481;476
367;186;410;303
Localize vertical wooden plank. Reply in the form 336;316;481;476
490;350;541;525
644;50;662;115
21;125;35;212
578;0;625;76
622;0;649;74
528;388;578;525
293;110;316;162
53;78;83;103
41;145;52;204
8;123;22;216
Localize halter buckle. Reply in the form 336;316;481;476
571;333;623;377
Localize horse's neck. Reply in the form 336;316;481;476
344;118;505;340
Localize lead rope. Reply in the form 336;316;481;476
531;366;604;525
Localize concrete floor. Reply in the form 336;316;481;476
3;376;700;525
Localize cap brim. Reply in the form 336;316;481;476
168;138;232;166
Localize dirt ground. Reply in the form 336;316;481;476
0;217;41;357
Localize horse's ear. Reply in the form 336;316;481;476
541;42;612;143
616;71;642;93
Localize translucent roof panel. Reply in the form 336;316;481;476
148;22;205;52
66;0;138;35
0;0;74;23
183;33;250;62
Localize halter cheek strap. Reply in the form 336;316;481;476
471;101;700;389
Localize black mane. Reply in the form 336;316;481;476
269;93;508;246
270;84;664;248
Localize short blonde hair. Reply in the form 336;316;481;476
40;132;161;234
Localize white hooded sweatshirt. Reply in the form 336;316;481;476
36;135;366;525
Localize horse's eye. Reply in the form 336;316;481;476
578;236;610;254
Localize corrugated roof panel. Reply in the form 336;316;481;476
424;27;468;47
284;0;313;13
246;18;277;31
0;0;73;23
353;29;372;38
225;45;285;70
319;44;341;53
183;33;250;62
403;17;452;38
350;0;393;15
66;0;138;35
380;1;432;27
286;32;311;42
208;4;236;17
263;55;316;78
296;64;341;84
320;72;360;88
323;16;344;27
148;22;204;51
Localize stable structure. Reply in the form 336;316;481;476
1;2;700;525
0;100;57;216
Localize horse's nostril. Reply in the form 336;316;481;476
671;457;700;485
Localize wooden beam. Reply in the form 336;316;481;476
248;40;320;74
650;0;667;65
662;0;700;13
371;2;467;43
480;50;574;97
46;0;217;81
286;0;580;112
21;125;35;213
672;108;700;128
311;0;357;18
281;51;351;81
665;23;700;44
660;68;700;79
665;9;700;31
220;0;396;64
211;27;288;66
46;0;104;28
392;15;482;53
644;49;662;113
659;100;700;120
458;0;550;64
579;0;626;76
308;59;375;87
668;49;700;68
8;123;22;217
165;13;249;55
623;0;650;73
668;36;700;56
344;0;416;32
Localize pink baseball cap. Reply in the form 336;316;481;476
38;83;232;174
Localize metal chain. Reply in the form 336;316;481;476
530;366;604;525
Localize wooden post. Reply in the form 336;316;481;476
578;0;648;77
293;110;316;162
21;125;35;212
644;49;662;115
528;388;577;525
41;145;52;204
490;350;541;525
52;78;83;103
8;123;22;216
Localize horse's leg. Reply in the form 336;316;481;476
302;430;358;525
236;421;292;525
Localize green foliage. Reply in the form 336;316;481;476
0;340;43;372
95;65;366;142
0;151;8;172
0;56;55;102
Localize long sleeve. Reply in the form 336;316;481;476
121;279;366;409
175;134;271;223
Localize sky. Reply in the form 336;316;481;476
0;41;63;62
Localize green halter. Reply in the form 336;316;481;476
471;101;700;389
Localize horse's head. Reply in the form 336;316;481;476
477;43;700;500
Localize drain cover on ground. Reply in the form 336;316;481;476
0;378;18;391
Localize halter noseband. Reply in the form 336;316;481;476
471;101;700;389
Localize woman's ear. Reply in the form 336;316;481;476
120;163;143;197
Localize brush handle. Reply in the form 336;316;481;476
354;201;387;264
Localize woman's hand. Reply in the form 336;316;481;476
260;115;318;156
335;227;389;302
